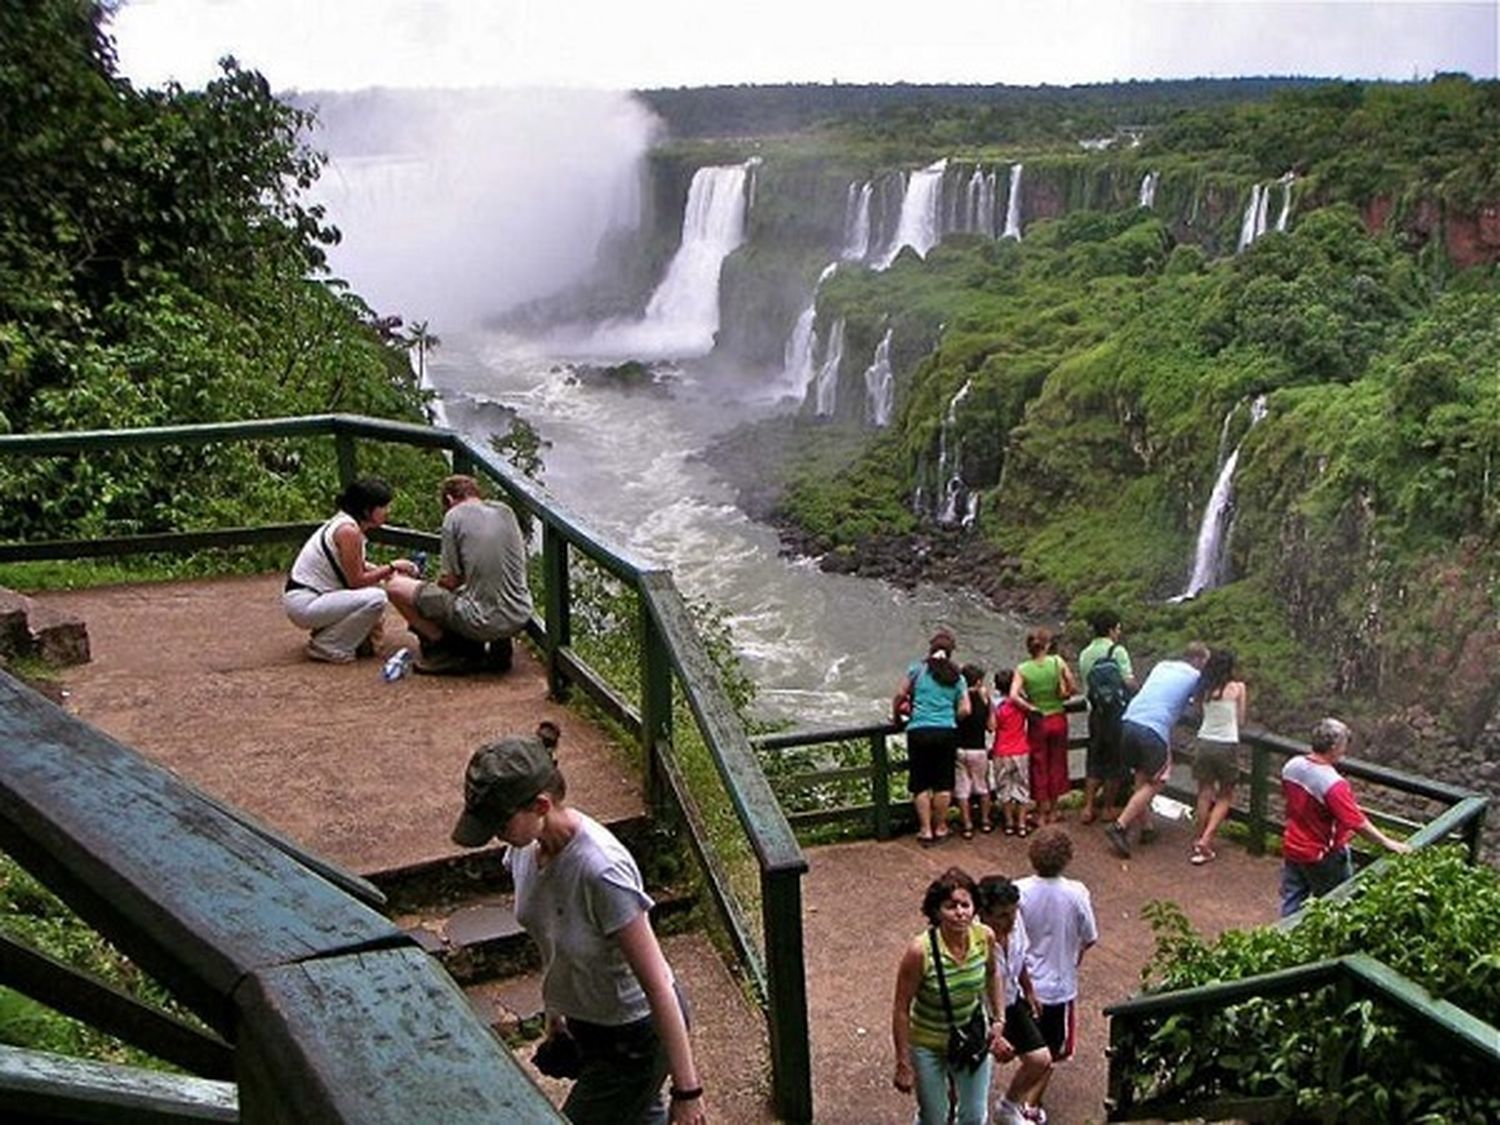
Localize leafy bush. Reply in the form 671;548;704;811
1128;848;1500;1123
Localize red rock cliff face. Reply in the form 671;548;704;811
1361;193;1500;268
1445;203;1500;269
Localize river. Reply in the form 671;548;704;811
427;329;1025;726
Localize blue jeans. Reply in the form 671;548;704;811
1280;847;1354;917
910;1043;993;1125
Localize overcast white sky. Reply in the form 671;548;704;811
110;0;1498;92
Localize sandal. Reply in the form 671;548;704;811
918;834;938;848
1080;809;1098;825
980;824;994;834
962;828;974;841
933;830;951;844
1015;825;1030;838
1190;844;1216;865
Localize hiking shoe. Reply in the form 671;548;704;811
994;1099;1027;1125
305;639;355;664
1104;821;1132;859
414;649;481;676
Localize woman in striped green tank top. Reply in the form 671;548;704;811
892;867;1009;1124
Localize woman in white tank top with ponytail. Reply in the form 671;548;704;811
1189;649;1247;865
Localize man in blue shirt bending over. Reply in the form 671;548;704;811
1104;641;1208;859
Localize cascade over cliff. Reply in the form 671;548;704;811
535;77;1500;787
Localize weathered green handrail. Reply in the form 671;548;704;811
0;415;813;1121
0;672;562;1123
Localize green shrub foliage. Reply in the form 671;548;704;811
1131;849;1500;1123
0;1;434;542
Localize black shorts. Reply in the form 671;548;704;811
906;726;959;795
1120;720;1169;780
1036;1000;1077;1061
1002;999;1048;1055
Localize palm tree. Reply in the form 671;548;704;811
405;320;441;387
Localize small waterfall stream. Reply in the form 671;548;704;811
813;318;846;417
935;380;974;524
1138;170;1159;208
1002;164;1024;240
1178;394;1268;598
863;328;894;427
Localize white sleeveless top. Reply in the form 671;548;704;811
288;512;360;592
1197;696;1240;743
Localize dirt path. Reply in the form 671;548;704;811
38;574;643;876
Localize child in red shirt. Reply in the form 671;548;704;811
992;670;1032;836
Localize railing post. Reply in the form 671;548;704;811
1462;800;1487;864
542;523;570;701
334;431;357;488
871;731;892;840
640;607;672;815
761;865;813;1124
451;446;474;477
1104;1013;1134;1120
1248;742;1270;856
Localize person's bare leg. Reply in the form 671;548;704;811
914;790;933;839
958;790;974;833
1116;772;1158;831
1006;1048;1052;1108
1081;777;1100;823
1199;785;1235;849
386;575;443;642
932;791;952;837
1101;777;1122;822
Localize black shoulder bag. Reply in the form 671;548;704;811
928;928;990;1072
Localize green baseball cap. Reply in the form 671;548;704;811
451;735;556;847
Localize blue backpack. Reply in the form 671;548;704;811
1086;643;1130;720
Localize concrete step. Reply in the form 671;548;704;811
0;587;91;667
368;815;695;986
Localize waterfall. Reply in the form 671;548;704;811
863;328;895;427
1237;183;1264;252
842;181;873;261
1275;171;1295;232
1178;395;1268;598
634;162;750;355
935;380;973;524
783;262;839;395
877;159;948;267
1138;170;1159;209
967;167;996;237
1002;164;1024;240
813;317;846;417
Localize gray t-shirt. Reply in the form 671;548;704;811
507;812;655;1026
440;499;533;637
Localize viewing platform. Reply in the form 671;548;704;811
35;573;1282;1123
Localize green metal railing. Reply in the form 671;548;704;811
0;415;812;1122
754;706;1491;1121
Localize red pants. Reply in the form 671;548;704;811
1028;712;1071;803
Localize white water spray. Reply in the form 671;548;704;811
1178;394;1268;598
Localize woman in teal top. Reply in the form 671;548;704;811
892;867;1007;1124
893;631;972;845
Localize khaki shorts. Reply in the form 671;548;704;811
1191;739;1240;788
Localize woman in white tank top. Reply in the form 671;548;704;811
1189;649;1248;864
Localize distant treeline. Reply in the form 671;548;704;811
635;77;1323;140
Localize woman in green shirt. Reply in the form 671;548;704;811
1009;628;1078;827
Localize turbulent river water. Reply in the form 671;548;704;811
428;329;1025;726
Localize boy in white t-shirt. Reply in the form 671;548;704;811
1016;828;1098;1078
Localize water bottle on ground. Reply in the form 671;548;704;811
382;647;414;682
410;551;427;578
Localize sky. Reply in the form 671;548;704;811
110;0;1498;92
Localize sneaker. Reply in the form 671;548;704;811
1104;821;1132;859
1020;1105;1048;1124
305;639;355;664
994;1098;1027;1125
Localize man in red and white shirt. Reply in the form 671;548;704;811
1279;718;1410;916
